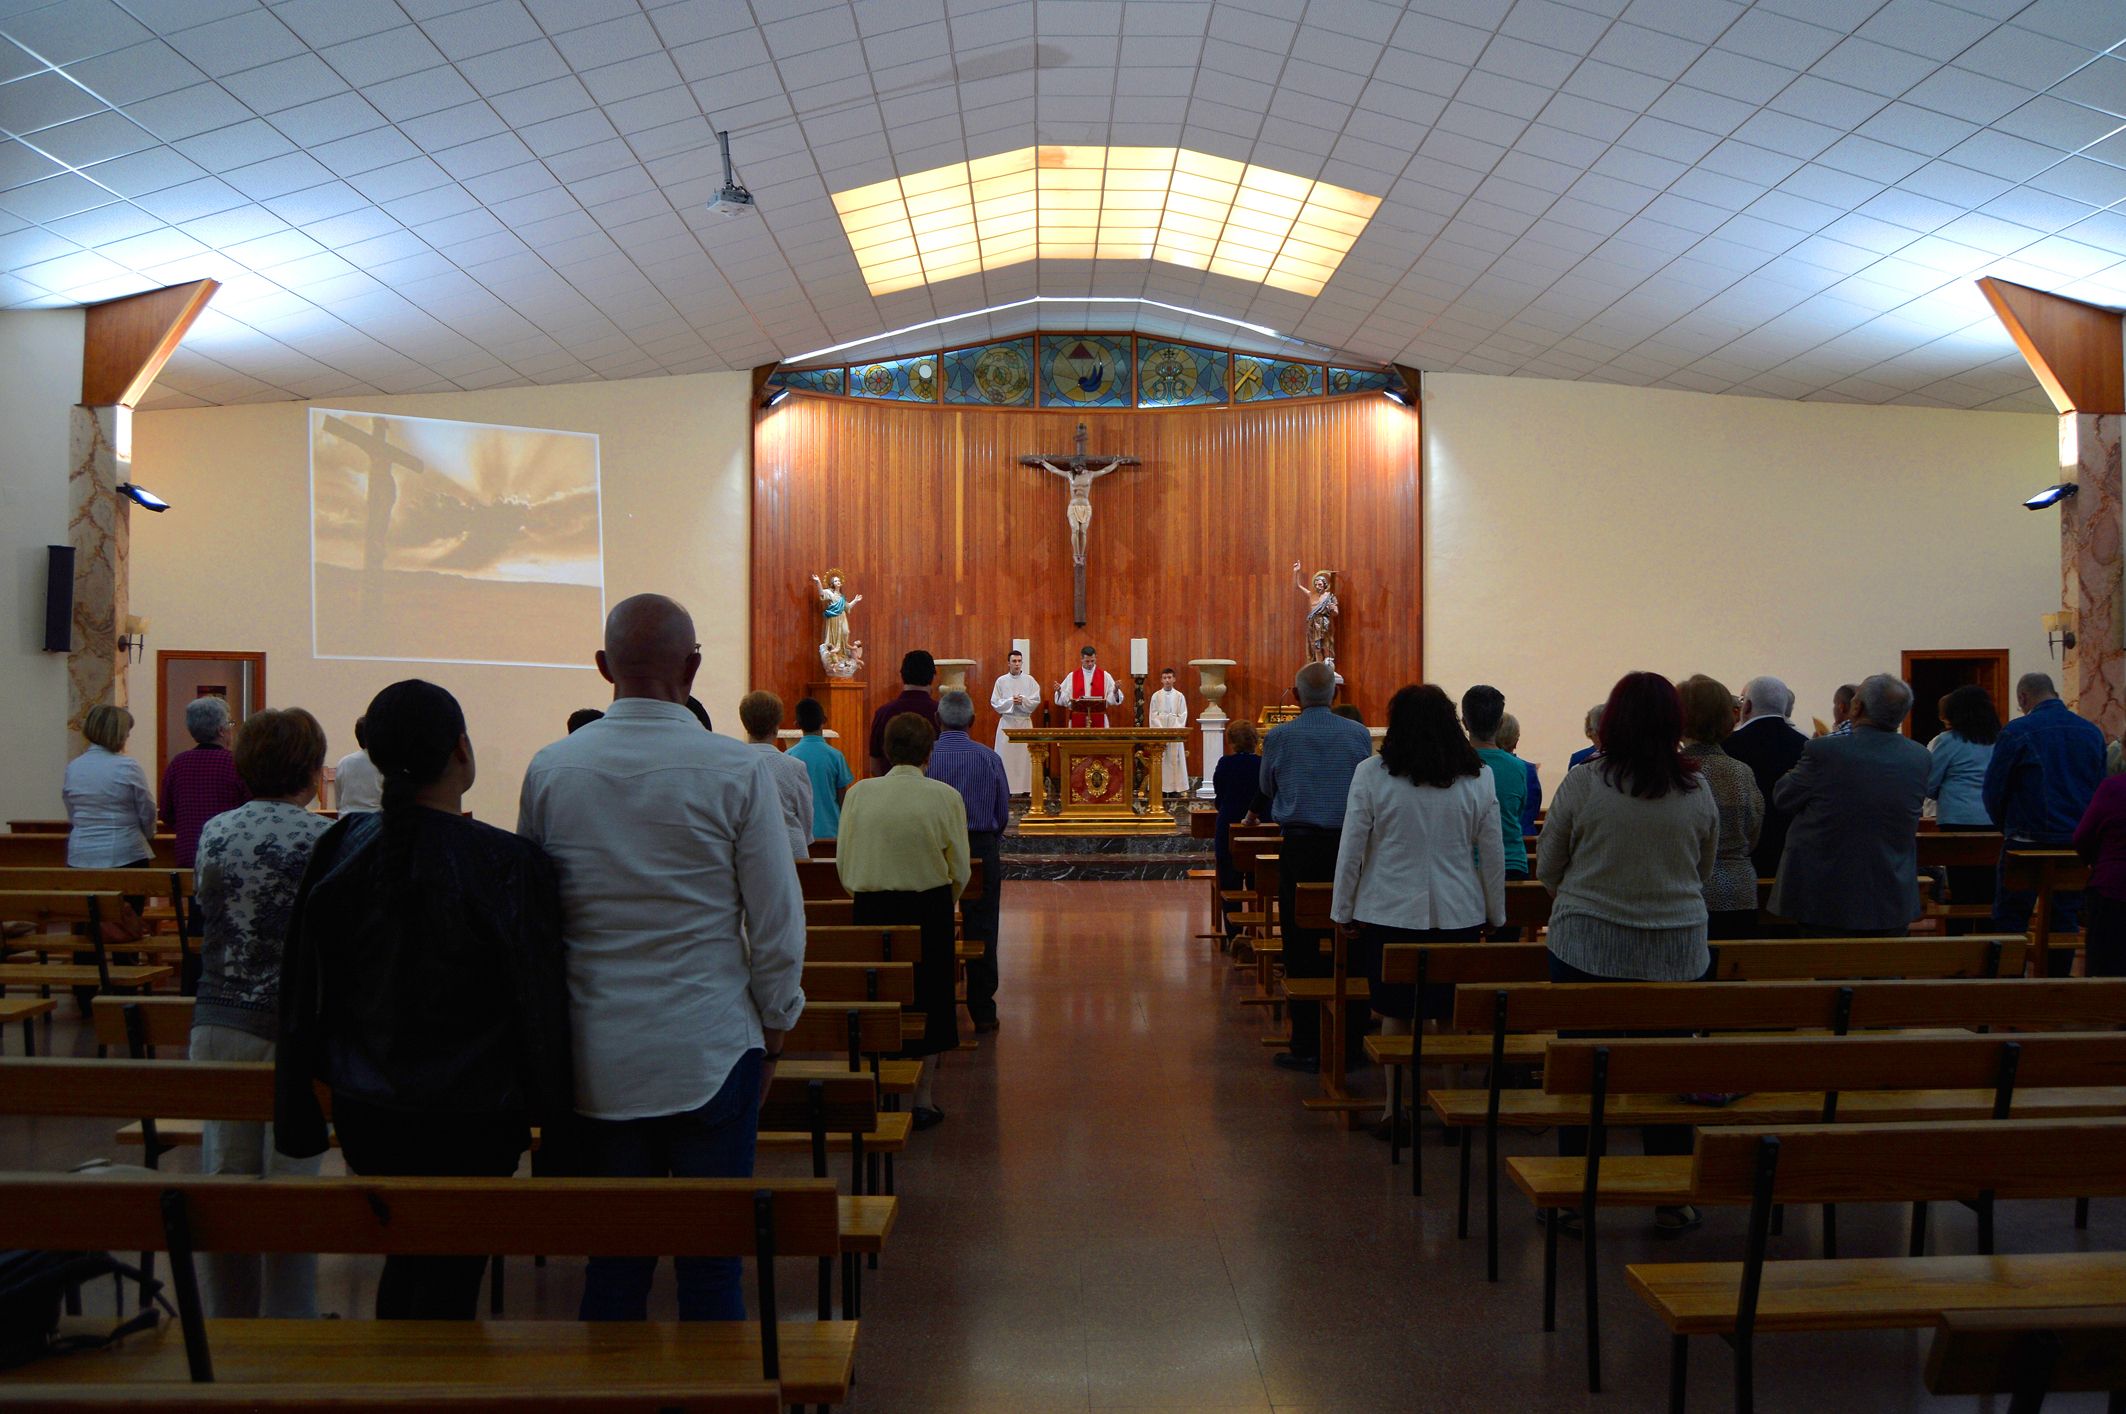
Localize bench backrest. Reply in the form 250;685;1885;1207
1504;881;1549;929
2002;849;2090;892
91;995;196;1049
781;1001;904;1056
1689;1117;2126;1204
0;1173;841;1258
0;834;176;868
1457;977;2126;1033
1926;1307;2126;1401
1380;942;1549;986
1915;832;2005;868
0;867;192;897
1543;1031;2126;1096
804;898;854;926
1293;882;1331;930
800;960;915;1004
796;858;848;900
802;924;922;963
754;1070;878;1135
1709;935;2027;980
0;889;124;924
1;1387;785;1412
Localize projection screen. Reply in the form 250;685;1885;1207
310;409;605;669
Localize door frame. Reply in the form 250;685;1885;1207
155;650;267;784
1900;648;2010;738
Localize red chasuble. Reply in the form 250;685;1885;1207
1067;667;1117;728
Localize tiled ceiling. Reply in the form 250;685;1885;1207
2;0;2123;413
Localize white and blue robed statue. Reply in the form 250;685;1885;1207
810;569;864;677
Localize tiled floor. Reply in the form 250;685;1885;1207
5;879;2120;1410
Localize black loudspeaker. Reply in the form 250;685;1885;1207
43;545;73;653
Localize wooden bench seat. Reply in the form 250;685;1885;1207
759;1109;911;1156
0;1382;784;1410
0;962;169;992
1432;1083;2126;1129
0;997;51;1053
1631;1251;2126;1336
0;1174;854;1405
1364;1031;1551;1066
836;1196;897;1254
1628;1117;2126;1411
14;1317;859;1407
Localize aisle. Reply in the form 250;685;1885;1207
852;879;2116;1413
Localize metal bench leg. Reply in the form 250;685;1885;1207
1388;1065;1402;1167
1541;1209;1558;1333
1456;1128;1472;1237
1909;1201;1928;1256
1668;1334;1688;1414
20;1019;31;1057
489;1255;503;1315
2074;1197;2090;1230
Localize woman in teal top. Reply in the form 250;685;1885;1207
1930;684;2000;920
1928;685;1998;826
1460;688;1530;941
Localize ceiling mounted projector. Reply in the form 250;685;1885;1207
707;130;755;219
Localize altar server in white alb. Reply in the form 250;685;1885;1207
989;648;1041;795
1149;666;1190;797
1055;644;1125;728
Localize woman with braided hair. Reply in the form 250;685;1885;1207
275;678;574;1320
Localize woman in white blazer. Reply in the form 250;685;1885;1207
1331;684;1507;1048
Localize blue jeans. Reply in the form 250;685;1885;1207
577;1049;763;1321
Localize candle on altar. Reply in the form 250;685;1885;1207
1129;638;1148;676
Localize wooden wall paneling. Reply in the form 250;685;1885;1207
752;395;1421;774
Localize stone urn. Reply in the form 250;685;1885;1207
934;658;977;695
1189;658;1237;720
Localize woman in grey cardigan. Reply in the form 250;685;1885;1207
1537;671;1719;1233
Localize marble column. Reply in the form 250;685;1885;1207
2060;412;2125;740
67;405;130;753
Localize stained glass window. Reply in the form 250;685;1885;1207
1136;342;1228;407
943;339;1035;406
1037;335;1132;409
847;355;941;402
1230;356;1324;402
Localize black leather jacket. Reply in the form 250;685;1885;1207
275;807;574;1159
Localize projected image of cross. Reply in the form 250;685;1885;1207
320;413;427;571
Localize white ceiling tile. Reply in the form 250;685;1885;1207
163;10;306;79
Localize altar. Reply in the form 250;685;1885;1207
1005;725;1191;835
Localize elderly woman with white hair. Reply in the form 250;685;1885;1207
161;694;252;869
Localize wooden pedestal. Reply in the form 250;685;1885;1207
806;678;868;778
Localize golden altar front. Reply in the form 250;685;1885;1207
1003;726;1191;835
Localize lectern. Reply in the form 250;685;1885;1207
1004;725;1190;835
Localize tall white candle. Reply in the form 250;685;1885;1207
1129;638;1149;676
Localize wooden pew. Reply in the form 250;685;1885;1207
2004;849;2094;975
1924;1306;2126;1411
0;1387;785;1411
1433;978;2126;1287
800;961;915;1005
4;820;71;834
770;1003;913;1197
1515;1030;2126;1393
0;834;178;869
795;857;985;901
1287;884;1369;1124
802;925;922;964
1369;935;2031;1172
0;1173;857;1407
804;898;854;927
0;869;200;991
0;892;170;1002
1628;1118;2126;1413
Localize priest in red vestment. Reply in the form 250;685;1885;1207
1054;644;1125;727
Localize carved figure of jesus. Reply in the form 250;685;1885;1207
1031;457;1123;566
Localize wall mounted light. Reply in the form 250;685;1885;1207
761;384;791;410
116;483;169;512
117;615;149;662
2023;482;2079;510
1381;383;1414;407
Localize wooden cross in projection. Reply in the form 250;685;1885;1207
1018;422;1139;626
319;414;427;571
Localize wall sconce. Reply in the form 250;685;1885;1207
116;483;169;512
761;384;790;410
2043;610;2077;658
117;615;148;662
2024;482;2078;510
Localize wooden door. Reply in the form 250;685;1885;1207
156;650;266;784
1902;649;2010;743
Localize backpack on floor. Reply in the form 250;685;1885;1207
0;1248;170;1371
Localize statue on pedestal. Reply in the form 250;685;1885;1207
810;569;865;678
1293;562;1339;664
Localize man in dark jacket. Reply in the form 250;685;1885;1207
1725;675;1809;880
1770;674;1930;935
1985;672;2106;969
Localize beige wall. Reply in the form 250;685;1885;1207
129;373;753;821
0;310;85;822
1423;372;2063;778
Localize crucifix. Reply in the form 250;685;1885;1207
319;413;427;571
1018;421;1139;626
